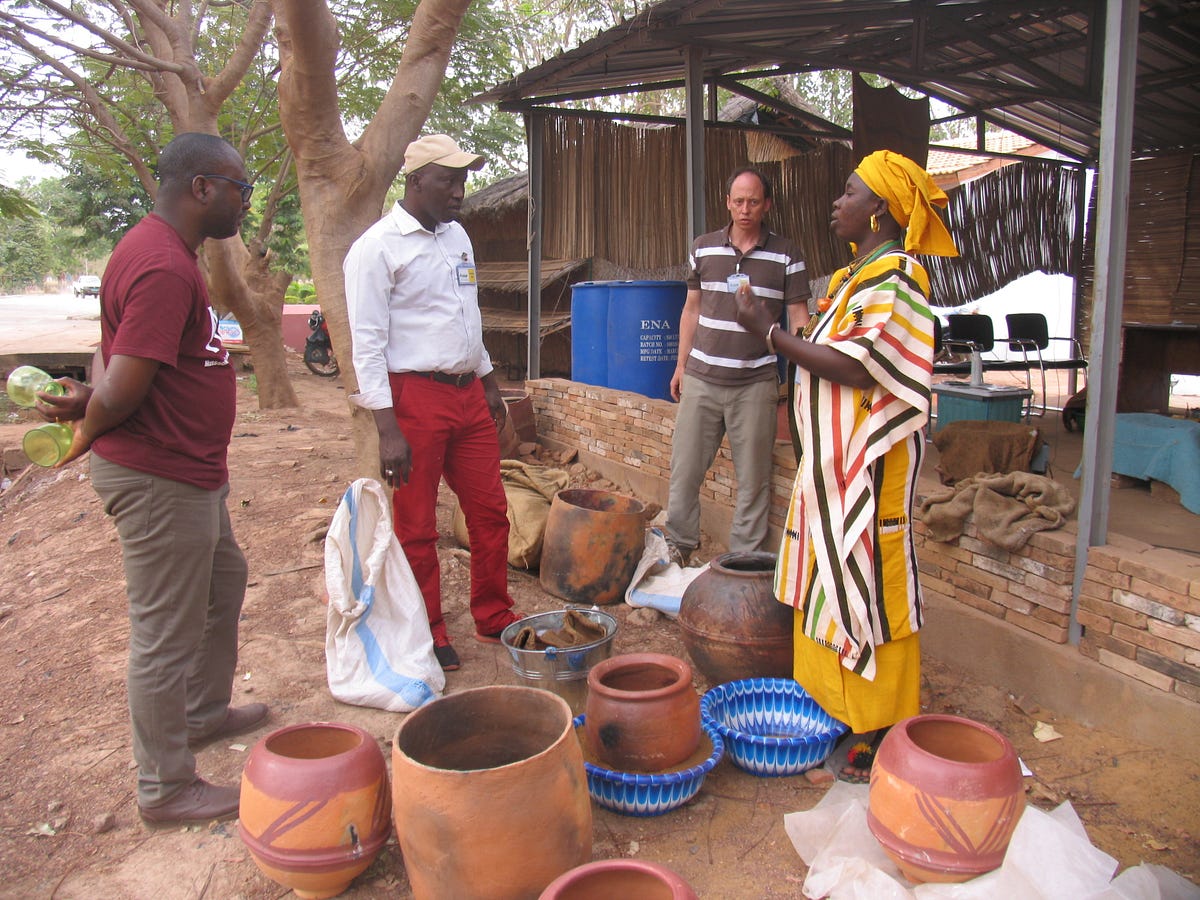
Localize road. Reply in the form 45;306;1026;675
0;291;100;377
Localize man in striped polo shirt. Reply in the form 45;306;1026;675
665;167;811;564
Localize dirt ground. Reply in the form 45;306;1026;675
1;355;1197;900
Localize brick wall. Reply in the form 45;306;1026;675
527;377;1200;708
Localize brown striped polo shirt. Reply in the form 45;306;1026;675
684;225;810;386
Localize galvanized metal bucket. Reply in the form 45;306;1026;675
500;609;619;716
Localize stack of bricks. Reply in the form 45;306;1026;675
1077;542;1200;703
913;519;1075;644
528;378;743;513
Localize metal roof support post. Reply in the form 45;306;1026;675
685;47;706;243
526;112;544;380
1072;0;1138;645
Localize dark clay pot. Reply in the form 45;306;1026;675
584;652;701;772
539;859;699;899
867;714;1025;884
392;685;592;899
239;722;391;900
677;551;793;685
540;488;647;605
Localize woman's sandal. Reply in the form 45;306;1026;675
837;727;890;784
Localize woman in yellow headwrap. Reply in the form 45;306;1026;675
735;150;957;781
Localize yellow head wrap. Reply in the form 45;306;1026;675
854;150;959;257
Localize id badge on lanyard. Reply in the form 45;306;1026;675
456;252;477;286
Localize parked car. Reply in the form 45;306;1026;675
73;275;101;297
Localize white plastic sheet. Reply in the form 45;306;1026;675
784;782;1197;900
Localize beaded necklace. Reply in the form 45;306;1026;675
802;239;901;339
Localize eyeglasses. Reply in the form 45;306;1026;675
200;174;255;203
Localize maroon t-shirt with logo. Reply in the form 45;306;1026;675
92;214;236;490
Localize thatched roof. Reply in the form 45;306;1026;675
476;258;587;292
463;173;527;221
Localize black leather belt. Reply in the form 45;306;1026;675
409;370;476;388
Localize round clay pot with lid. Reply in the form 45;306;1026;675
677;551;793;685
584;652;701;772
539;858;699;899
867;713;1025;884
239;722;391;900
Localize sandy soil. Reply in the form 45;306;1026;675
1;356;1197;899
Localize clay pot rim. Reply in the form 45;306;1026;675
891;713;1017;768
573;716;724;784
256;721;370;758
553;487;647;514
706;550;778;576
392;685;575;775
541;858;697;895
587;652;693;698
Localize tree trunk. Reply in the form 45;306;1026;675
273;0;472;474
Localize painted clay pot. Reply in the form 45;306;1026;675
539;859;699;899
392;685;592;900
540;488;647;606
584;653;701;772
501;388;538;444
239;722;391;900
677;551;793;685
867;714;1025;884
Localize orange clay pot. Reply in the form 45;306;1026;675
239;722;391;900
584;653;701;772
539;859;699;899
539;488;647;605
867;714;1025;884
392;685;592;900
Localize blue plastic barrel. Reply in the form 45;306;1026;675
570;281;612;388
606;281;687;401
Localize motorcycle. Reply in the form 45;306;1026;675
304;308;339;377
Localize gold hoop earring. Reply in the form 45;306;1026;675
870;214;880;233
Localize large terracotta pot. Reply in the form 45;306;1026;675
584;653;701;772
239;722;391;900
392;685;593;900
540;488;647;606
677;551;793;685
539;859;699;899
867;714;1025;884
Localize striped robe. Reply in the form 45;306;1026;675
776;252;934;683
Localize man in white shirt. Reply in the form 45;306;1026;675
344;134;521;671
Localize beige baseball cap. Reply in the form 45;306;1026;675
404;134;485;173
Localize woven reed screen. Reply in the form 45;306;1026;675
539;114;1081;308
926;160;1081;308
1078;152;1200;343
540;115;853;277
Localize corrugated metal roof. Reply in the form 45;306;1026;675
477;0;1200;163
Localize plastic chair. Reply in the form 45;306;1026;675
1005;313;1088;416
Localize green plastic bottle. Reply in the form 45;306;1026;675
5;365;66;408
23;422;75;467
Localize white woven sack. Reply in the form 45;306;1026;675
324;478;444;711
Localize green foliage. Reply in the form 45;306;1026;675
284;281;317;304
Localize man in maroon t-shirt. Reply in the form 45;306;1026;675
37;133;269;826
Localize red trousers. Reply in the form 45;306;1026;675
387;373;514;644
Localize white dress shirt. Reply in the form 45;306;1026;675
344;202;492;410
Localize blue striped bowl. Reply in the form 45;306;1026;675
700;678;848;777
573;716;723;817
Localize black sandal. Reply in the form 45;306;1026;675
837;727;889;784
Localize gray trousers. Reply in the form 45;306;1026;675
91;455;248;807
665;374;778;554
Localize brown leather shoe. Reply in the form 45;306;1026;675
139;777;239;827
188;702;269;751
